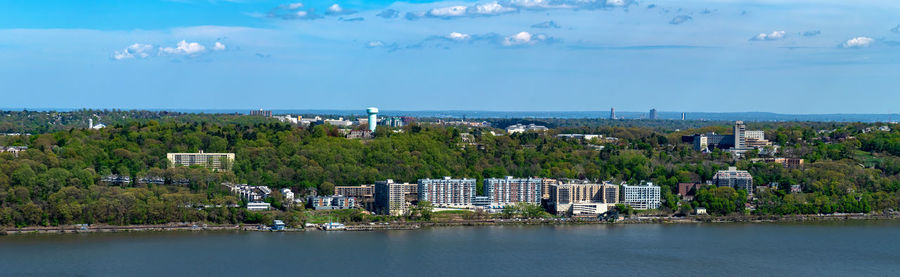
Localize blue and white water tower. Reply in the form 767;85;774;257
366;107;378;132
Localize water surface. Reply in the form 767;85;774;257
2;222;899;276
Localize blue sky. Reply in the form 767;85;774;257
1;0;899;113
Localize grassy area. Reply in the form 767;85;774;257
434;210;474;214
853;150;882;167
304;209;365;224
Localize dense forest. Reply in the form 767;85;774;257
2;111;900;227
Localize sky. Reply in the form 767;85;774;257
1;0;900;113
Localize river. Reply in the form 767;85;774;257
2;221;899;276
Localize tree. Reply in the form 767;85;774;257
318;182;335;196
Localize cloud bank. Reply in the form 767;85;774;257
750;31;786;41
113;40;226;60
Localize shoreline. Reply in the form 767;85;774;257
3;213;899;236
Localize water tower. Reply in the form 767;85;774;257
366;107;379;132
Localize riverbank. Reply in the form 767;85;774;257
3;213;898;235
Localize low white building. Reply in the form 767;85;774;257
556;134;601;140
506;124;548;134
281;188;294;202
571;203;614;216
247;202;272;211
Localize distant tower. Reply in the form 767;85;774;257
681;112;686;121
610;108;616;120
734;121;746;149
89;118;93;129
649;108;658;120
366;107;379;132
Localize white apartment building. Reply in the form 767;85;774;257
418;177;477;207
484;176;542;205
622;182;661;210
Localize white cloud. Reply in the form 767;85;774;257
281;3;304;10
213;42;226;51
428;5;468;17
113;43;153;60
606;0;627;7
411;0;630;20
328;4;343;13
842;37;874;48
160;40;207;56
470;2;517;15
447;32;471;40
505;0;571;9
502;31;548;46
325;3;356;15
366;41;385;48
750;30;786;41
268;2;322;20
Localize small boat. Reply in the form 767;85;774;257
321;222;346;230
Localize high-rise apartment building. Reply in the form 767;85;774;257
484;177;542;205
374;180;417;216
250;109;272;117
649;108;658;120
548;182;619;215
418;177;477;207
713;167;754;194
622;182;661;210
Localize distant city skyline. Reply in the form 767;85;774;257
2;0;900;113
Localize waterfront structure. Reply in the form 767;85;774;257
375;180;418;216
167;151;235;171
484;177;542;205
250;109;272;117
610;107;616;120
681;112;686;120
272;220;286;230
571;203;614;216
649;109;658;120
247;202;272;211
418;177;477;207
367;107;378;132
713;167;754;194
622;182;661;210
506;124;549;134
308;195;358;210
548;182;619;215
